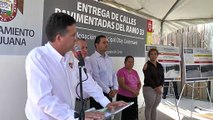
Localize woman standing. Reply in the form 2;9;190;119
117;56;141;120
143;48;164;120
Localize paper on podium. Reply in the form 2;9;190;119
99;102;134;118
85;102;134;118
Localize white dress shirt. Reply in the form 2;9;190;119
25;43;110;120
89;51;118;94
69;54;93;99
85;57;93;75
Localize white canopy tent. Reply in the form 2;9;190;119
98;0;213;36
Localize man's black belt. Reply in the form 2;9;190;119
75;97;90;101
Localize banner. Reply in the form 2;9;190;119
42;0;147;57
0;0;43;55
183;48;213;82
145;45;181;82
146;20;153;45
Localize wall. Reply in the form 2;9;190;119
0;56;27;120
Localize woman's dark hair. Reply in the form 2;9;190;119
45;13;76;42
94;35;106;48
148;48;159;57
124;55;134;63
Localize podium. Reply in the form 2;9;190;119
86;102;134;119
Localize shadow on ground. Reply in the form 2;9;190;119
139;107;174;120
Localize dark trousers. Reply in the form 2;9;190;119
116;94;138;120
163;82;178;96
90;92;112;109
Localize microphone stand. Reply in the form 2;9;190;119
78;62;85;120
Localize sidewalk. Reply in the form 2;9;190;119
139;97;213;120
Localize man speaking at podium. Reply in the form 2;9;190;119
25;12;125;120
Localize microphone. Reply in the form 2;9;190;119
74;45;85;67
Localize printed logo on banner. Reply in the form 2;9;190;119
0;0;24;22
147;20;152;32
